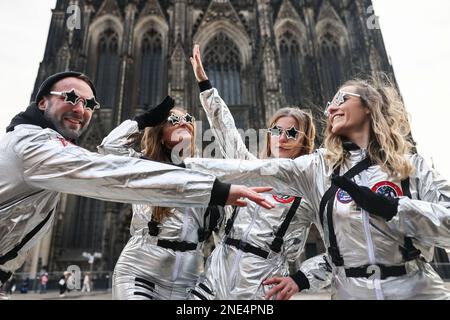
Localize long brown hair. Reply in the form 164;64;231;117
261;107;316;159
141;108;196;222
324;75;414;179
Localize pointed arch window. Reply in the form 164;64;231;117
320;32;343;97
139;29;164;109
96;29;120;108
204;33;241;106
279;31;302;104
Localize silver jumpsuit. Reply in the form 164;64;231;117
185;147;450;299
0;124;226;284
98;120;224;299
188;86;330;300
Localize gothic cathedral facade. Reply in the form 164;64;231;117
27;0;394;272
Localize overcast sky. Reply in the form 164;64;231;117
0;0;449;180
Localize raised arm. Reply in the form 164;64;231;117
97;120;142;158
190;44;256;160
98;96;175;157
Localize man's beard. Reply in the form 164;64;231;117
44;102;87;140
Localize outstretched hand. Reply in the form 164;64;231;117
263;276;299;300
331;175;399;221
226;185;274;209
190;44;208;82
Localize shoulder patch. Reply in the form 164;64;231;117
371;181;403;198
272;194;295;204
336;189;353;204
58;137;68;147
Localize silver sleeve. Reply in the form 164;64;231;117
199;88;322;261
298;254;333;293
199;88;320;261
185;150;327;202
97;119;143;158
200;87;257;160
17;129;216;207
389;154;450;248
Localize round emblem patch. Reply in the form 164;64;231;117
272;194;295;204
371;181;403;198
336;188;353;204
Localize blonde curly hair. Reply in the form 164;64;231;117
324;75;414;179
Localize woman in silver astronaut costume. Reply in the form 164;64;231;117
185;76;450;299
187;45;331;300
98;98;272;300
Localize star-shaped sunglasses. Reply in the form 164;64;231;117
50;89;101;112
324;90;361;117
267;125;300;140
167;112;195;126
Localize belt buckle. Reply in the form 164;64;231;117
178;241;187;251
238;239;247;251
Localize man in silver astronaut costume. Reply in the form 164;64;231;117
184;80;450;299
0;71;271;290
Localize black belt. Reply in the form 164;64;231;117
156;239;197;252
0;269;12;284
345;264;407;280
225;238;269;259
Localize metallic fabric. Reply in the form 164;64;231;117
98;120;221;299
0;123;218;276
188;88;328;300
186;137;450;299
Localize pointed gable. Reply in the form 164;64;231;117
96;0;122;19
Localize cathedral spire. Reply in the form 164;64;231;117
199;0;247;35
317;0;344;25
96;0;122;18
139;0;165;20
275;0;302;23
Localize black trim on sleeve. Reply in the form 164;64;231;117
198;80;212;92
209;179;231;207
139;156;186;168
134;115;148;131
290;270;310;292
133;96;175;130
172;161;186;168
381;197;399;221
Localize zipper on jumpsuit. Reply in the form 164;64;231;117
360;169;384;300
171;208;190;282
228;204;262;287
